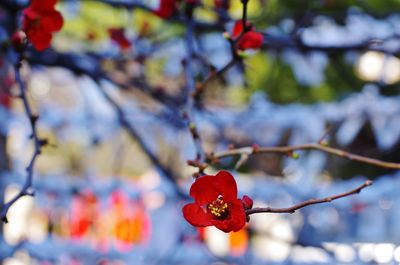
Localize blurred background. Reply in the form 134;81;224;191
1;0;400;264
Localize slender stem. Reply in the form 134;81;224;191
209;142;400;169
183;9;206;162
241;0;248;30
193;58;237;100
246;180;372;215
94;80;187;198
1;64;42;223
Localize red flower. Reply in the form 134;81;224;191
182;171;250;233
108;28;131;50
22;0;63;51
154;0;178;18
232;21;263;50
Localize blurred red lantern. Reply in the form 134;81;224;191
70;192;97;239
110;190;151;252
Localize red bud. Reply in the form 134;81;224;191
11;30;26;50
241;195;253;210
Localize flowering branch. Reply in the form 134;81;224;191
192;0;251;102
246;180;373;215
0;63;46;223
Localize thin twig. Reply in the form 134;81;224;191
192;59;237;100
183;6;206;162
246;180;373;215
241;0;249;31
1;64;44;223
94;80;188;198
207;143;400;170
317;125;332;144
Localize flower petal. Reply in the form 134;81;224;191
211;199;246;233
27;30;52;51
214;171;237;201
30;0;57;11
237;31;263;50
229;199;247;231
232;21;243;38
23;8;39;22
211;219;232;233
232;20;253;38
41;11;64;32
182;203;212;227
190;175;219;205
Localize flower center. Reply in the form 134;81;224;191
207;196;228;219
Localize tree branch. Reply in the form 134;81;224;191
183;4;206;163
192;0;251;102
1;63;44;223
208;142;400;170
192;58;237;101
246;180;372;215
94;79;188;198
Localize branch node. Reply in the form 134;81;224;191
30;114;39;125
39;138;49;147
1;215;8;224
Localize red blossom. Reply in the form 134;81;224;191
108;28;131;50
232;20;263;50
22;0;63;51
182;171;251;233
154;0;178;18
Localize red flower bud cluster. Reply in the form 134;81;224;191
232;21;263;50
182;171;253;233
22;0;64;51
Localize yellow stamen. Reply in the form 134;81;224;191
208;197;229;218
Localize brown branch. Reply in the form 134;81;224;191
192;59;237;101
94;79;188;198
246;180;373;215
208;143;400;170
183;7;207;163
1;63;45;223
